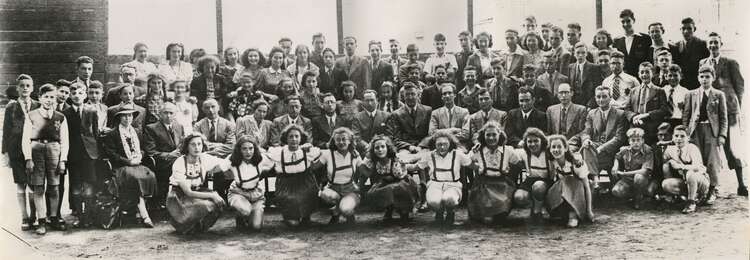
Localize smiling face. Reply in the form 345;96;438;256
526;135;542;154
648;25;663;42
638;66;653;83
483;127;500;147
595;88;611;108
373;139;388;158
70;87;86;106
118;113;134;127
435;136;451;154
333;133;351;152
666;70;681;86
549;139;567;159
594;34;608;49
707;36;722;53
135;45;148;61
609;57;624;74
169;46;183;61
369;44;382;60
39;89;57;110
464;69;477;85
526;36;539;51
247;50;260;66
620;17;634;33
434;40;446;54
672;129;688;147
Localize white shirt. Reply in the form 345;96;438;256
662;84;688;119
521;110;532;120
602;72;639;109
625;34;634;54
326;114;337;126
423;53;458;75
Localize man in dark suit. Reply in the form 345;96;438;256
310;33;327;69
63;83;101;227
581;85;628;177
318;48;340;96
568;42;603;107
613;9;653;76
623;62;669;144
312;93;350;148
386;82;432;152
454;31;474;92
700;32;746;196
506;87;548;147
546;83;588;139
106;84;146;129
352;90;390;155
367;40;394;94
194;99;236;200
421;65;449;108
521;64;555;112
270;95;313;146
143;102;183;209
334;36;370;99
3;74;40;229
673;17;710;89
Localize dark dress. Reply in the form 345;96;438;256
468;146;518;219
361;158;419;212
270;147;320;220
101;127;157;210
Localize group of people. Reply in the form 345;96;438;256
3;9;745;236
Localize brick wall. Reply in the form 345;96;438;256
0;0;108;104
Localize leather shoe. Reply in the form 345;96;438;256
738;186;748;197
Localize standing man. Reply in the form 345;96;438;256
699;32;746;196
602;51;639;109
673;17;710;89
565;23;594;63
72;56;94;89
501;29;527;81
424;33;458;77
278;37;296;66
334;36;370;99
383;39;409;82
613;9;653;76
455;31;474;92
368;40;394;95
624;62;669;144
310;33;327;69
568;43;603;107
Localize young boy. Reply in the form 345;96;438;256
3;74;40;231
383;39;409;82
653;50;673;87
421;64;448;108
398;44;425;85
662;64;688;128
55;83;71;112
22;84;69;235
86;81;109;132
611;128;656;209
423;33;458;77
485;59;518;111
64;83;100;227
625;62;669;144
661;125;710;213
72;56;94;88
456;66;484;114
682;65;728;204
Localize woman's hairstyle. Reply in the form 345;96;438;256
521;31;544;51
279;124;309;145
522;127;548;153
367;134;397;161
180;133;209;155
300;70;319;89
145;72;167;97
132;42;148;59
267;46;286;68
189;48;207;64
197;55;221;75
169;79;188;92
592;29;614;49
546;134;580;166
252;99;269;111
327;127;358;157
240;48;266;68
229;135;263;167
427;129;460;151
294;44;311;63
165;43;185;61
476;121;507;147
223;47;240;65
473;31;493;49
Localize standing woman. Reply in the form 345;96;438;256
265;124;321;227
467;122;526;224
318;127;361;225
287;45;320;87
521;32;545;69
358;135;419;223
591;29;614;63
191;55;230;119
188;48;207;78
545;135;594;228
466;32;499;83
122;42;158;79
236;99;274;150
298;71;325;119
135;73;168;107
232;48;266;85
167;133;231;234
227;136;273;231
221;47;244;79
257;47;292;95
101;108;158;228
158;43;194;85
516;127;553;220
171;80;198;135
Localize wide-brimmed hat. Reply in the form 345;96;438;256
114;107;140;119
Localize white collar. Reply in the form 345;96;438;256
521;109;532;117
326;113;336;120
269;67;282;74
118;124;133;133
600;107;611;114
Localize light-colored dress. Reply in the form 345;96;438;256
174;99;198;136
545;156;592;220
158;61;194;85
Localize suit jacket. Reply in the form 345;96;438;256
568;61;603;106
310;50;325;70
63;105;100;161
194;117;236;158
2;100;40;158
624;84;669;126
270;114;313;146
699;56;744;118
369;59;394;93
454;49;474;91
674;37;710;89
386;104;432;150
143;121;183;170
537;71;570;95
428;105;470;136
106;102;146;129
318;65;338;96
460;108;507;145
56;102;71;113
506;108;547;147
190;74;231;119
101;127;145;169
546;103;588;138
500;50;526;79
582;108;627;156
466;52;499;83
420;84;443;108
312;113;351;148
613;33;653;76
683;88;728;139
334;55;371;99
351;110;390;147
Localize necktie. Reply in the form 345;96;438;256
612;76;621;100
711;58;717;68
447;107;453;127
667;88;675;111
167;125;175;144
559;107;567;135
483;111;489;122
639;85;648;113
209;121;216;142
599;110;607;134
329;117;334;128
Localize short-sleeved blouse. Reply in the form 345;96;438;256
417;150;473;182
319;149;360;184
469;145;520;177
170;153;231;188
265;146;321;175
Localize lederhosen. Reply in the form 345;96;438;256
325;150;359;196
228;163;265;203
521;152;553;190
275;149;319;219
468;146;516;218
431;151;460;183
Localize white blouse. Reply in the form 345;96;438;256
319;150;360;184
265;146;321;175
170;153;231;188
158;61;194;85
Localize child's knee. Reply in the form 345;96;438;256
513;189;530;207
531;182;547;199
319;189;340;204
634;174;649;187
661;179;681;195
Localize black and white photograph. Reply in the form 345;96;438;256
0;0;748;259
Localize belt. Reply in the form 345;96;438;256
31;139;60;144
698;121;710;124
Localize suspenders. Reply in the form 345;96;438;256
431;151;458;182
236;163;261;190
183;157;208;191
480;146;506;176
330;149;354;185
281;149;308;175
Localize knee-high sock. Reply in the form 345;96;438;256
46;185;60;218
16;184;29;219
736;166;746;188
32;187;47;220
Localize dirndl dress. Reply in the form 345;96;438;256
274;149;320;220
468;147;516;219
113;165;157;210
166;158;223;234
546;160;592;220
365;159;419;211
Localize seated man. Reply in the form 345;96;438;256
428;83;469;146
193;99;236;200
270;95;313;146
312;93;349;148
611;128;657;209
581;85;628;185
506;87;547;148
661;125;710;214
387;82;432;153
546;83;588;139
143;102;184;208
352;90;390;156
461;88;507;147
